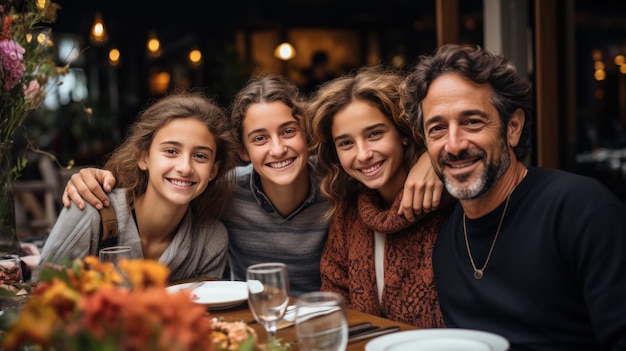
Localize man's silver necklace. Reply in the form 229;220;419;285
462;193;511;280
462;169;527;280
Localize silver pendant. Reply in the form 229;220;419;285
474;269;484;280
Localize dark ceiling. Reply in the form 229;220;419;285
50;0;443;35
50;0;624;40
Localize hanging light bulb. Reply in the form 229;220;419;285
274;42;296;61
147;31;162;58
109;48;121;66
90;13;108;46
188;49;202;65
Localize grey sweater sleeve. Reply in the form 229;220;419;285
39;202;101;266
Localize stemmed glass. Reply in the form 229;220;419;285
99;246;133;286
246;262;290;342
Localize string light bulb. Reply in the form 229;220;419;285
274;42;296;61
90;13;108;46
147;31;162;58
109;48;121;66
189;49;202;65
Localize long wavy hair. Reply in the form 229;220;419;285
404;44;534;162
103;90;237;223
307;65;423;220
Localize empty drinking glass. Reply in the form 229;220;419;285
246;262;290;342
99;246;133;286
295;291;348;351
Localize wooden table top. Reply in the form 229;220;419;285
209;299;416;351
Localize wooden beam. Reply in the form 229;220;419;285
436;0;459;46
534;0;560;168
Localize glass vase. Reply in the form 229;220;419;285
0;140;22;255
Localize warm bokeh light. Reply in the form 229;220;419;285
592;49;602;61
594;69;606;81
93;23;103;36
274;42;296;60
36;32;46;44
109;48;120;66
90;13;108;45
188;49;202;64
620;64;626;74
35;30;53;46
594;61;604;70
149;71;171;95
147;38;160;53
35;0;47;9
615;55;625;66
146;31;162;58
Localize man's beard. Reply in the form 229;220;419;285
440;141;511;200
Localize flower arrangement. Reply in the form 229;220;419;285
0;257;221;351
0;0;75;254
0;256;285;351
0;0;62;145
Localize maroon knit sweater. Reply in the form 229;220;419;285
320;188;454;328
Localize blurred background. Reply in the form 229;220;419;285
14;0;626;238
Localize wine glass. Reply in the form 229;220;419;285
246;262;290;342
99;246;133;286
295;291;348;351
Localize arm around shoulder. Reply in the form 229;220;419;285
63;168;117;210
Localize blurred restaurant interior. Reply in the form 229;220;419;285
13;0;626;238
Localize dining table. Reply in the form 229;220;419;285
209;298;417;351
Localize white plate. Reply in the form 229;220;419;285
365;329;510;351
167;281;248;310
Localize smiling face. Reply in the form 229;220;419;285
421;73;518;200
138;117;219;208
331;99;407;205
239;101;309;188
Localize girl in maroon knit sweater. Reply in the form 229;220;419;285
307;65;455;328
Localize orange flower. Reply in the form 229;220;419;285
1;297;59;350
1;257;215;351
38;279;82;320
118;258;170;289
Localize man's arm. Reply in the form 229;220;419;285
63;168;117;210
399;152;444;222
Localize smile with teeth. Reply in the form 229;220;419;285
361;162;382;174
268;158;295;169
448;161;475;168
169;179;194;187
